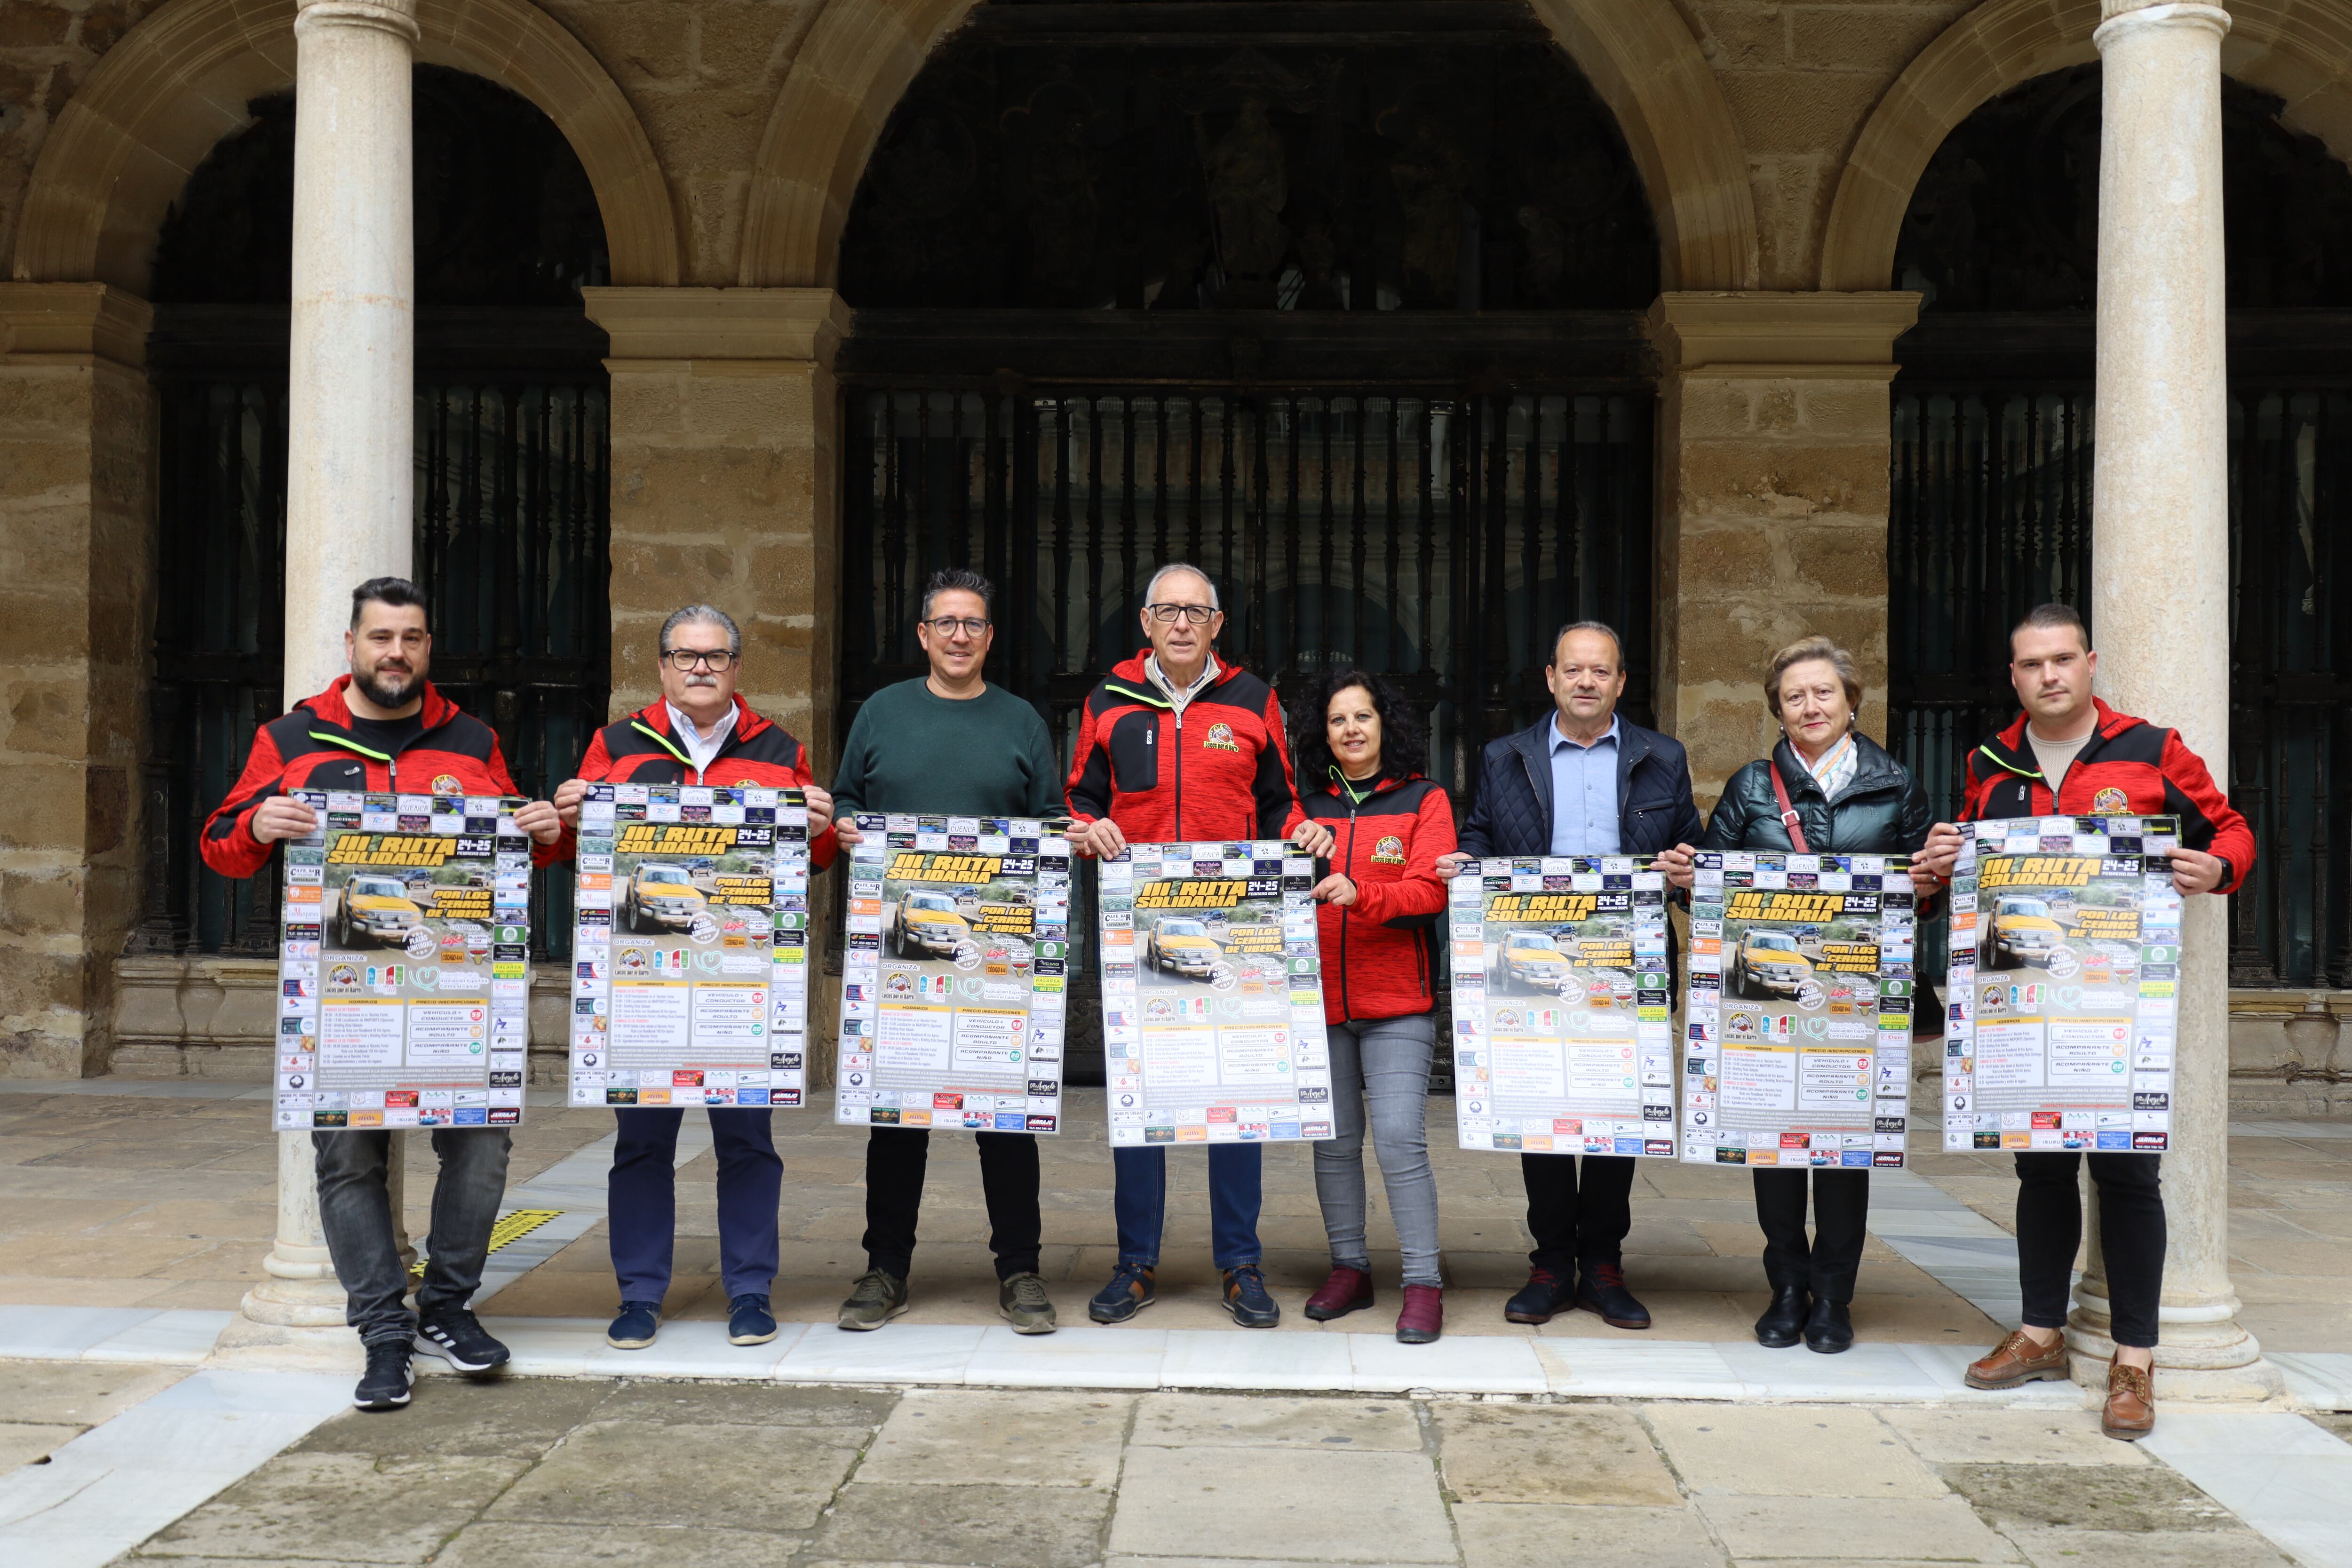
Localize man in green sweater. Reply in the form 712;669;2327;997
831;568;1068;1333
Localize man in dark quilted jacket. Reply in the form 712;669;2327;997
1453;621;1703;1331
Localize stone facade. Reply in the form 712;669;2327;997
1;0;2350;1074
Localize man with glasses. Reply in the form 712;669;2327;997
202;577;565;1411
552;604;836;1351
1067;563;1335;1328
827;569;1069;1333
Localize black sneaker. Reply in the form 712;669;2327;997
837;1268;910;1331
414;1309;510;1375
354;1340;413;1411
1087;1263;1156;1324
1575;1261;1653;1330
729;1293;779;1346
1503;1266;1574;1325
1222;1265;1280;1328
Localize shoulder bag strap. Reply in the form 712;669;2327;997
1768;761;1811;854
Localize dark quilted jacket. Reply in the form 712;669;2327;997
1700;733;1932;859
1459;715;1704;858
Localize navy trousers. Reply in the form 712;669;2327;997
608;1107;781;1305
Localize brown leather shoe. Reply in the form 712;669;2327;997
2102;1361;2156;1441
1964;1328;2070;1389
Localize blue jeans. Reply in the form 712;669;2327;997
1316;1015;1442;1287
1113;1144;1262;1270
314;1128;510;1346
609;1107;782;1304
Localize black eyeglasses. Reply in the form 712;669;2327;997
922;616;991;638
662;648;738;672
1145;603;1216;625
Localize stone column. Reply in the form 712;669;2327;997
579;286;849;1077
222;0;419;1365
1648;292;1920;806
2072;0;2282;1401
0;284;154;1080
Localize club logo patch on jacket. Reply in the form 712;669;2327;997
2092;786;2129;813
431;774;462;794
1371;834;1407;865
1202;721;1240;752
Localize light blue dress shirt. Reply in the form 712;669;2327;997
1548;714;1622;856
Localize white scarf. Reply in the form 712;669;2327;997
1798;730;1859;802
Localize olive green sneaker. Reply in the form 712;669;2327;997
998;1272;1058;1335
837;1268;910;1331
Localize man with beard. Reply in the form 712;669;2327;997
550;603;837;1353
202;577;565;1412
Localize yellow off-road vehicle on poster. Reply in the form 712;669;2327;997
1732;929;1814;999
336;874;424;948
1144;917;1223;980
625;861;707;933
891;890;973;959
1987;895;2066;970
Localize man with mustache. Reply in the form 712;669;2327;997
202;577;565;1412
551;604;837;1353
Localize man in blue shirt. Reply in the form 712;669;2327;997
1454;621;1703;1330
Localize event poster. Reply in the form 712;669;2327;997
836;814;1072;1132
568;784;812;1108
1449;857;1677;1156
1944;816;2182;1153
1097;841;1335;1146
1683;852;1916;1168
274;791;530;1131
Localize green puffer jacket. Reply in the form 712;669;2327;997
1700;732;1932;858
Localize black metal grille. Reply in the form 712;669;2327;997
139;358;611;960
843;386;1655;788
1890;378;2352;987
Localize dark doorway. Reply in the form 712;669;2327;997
140;66;612;959
1889;64;2352;986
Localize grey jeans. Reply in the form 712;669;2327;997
1313;1014;1443;1287
314;1128;511;1345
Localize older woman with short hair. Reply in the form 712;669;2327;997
1657;636;1933;1354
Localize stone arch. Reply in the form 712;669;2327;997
1820;0;2352;290
737;0;1759;291
12;0;680;292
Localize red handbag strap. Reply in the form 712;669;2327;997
1768;761;1811;854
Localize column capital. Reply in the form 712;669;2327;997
294;0;420;44
2096;0;2231;41
1648;290;1921;376
582;287;850;367
0;281;152;368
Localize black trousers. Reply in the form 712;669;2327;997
1753;1167;1870;1304
862;1126;1042;1281
1520;1153;1636;1274
2016;1151;2166;1348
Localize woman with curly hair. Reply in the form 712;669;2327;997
1290;666;1458;1342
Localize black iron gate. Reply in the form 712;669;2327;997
842;384;1655;791
1890;359;2352;987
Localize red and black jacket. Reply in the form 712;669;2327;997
200;677;548;879
1302;770;1456;1023
1066;650;1306;844
1959;698;2253;892
555;696;836;868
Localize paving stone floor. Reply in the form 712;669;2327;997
53;1372;2322;1568
1;1087;2347;1355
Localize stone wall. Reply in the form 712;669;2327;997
0;0;171;272
0;281;151;1076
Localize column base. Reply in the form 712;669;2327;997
2064;1317;2289;1403
212;1279;364;1371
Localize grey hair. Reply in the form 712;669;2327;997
921;568;996;621
660;604;741;657
1144;562;1220;610
1765;635;1863;715
1549;619;1624;669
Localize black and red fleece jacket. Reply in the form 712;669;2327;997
1065;650;1307;844
549;696;836;868
200;676;553;879
1959;697;2253;892
1301;769;1456;1024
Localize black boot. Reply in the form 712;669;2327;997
1754;1279;1810;1349
1803;1295;1854;1354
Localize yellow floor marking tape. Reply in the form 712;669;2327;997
409;1208;564;1277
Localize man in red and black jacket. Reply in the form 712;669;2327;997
1918;602;2252;1442
1067;563;1334;1329
201;577;564;1412
549;605;835;1354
